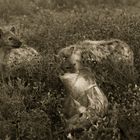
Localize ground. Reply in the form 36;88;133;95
0;0;140;140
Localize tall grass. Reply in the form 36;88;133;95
0;0;140;139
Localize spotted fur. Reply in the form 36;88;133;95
5;46;41;69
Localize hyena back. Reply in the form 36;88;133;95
6;46;41;69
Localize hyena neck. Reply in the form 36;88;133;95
77;67;96;85
78;66;92;75
0;46;11;64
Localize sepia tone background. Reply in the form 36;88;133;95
0;0;140;139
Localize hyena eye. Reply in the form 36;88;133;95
8;37;13;41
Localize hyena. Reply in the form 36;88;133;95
60;67;108;133
58;39;134;72
0;26;40;80
0;26;22;74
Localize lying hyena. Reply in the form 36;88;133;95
0;26;40;79
60;67;108;137
0;26;22;74
58;39;134;72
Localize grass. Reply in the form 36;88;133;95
0;0;140;139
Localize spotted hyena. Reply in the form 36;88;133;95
58;39;134;72
0;26;22;73
60;67;108;133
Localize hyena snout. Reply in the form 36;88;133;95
61;60;75;73
12;39;22;48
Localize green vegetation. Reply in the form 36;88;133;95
0;0;140;139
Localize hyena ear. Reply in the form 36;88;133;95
0;28;3;38
69;46;74;55
10;26;16;34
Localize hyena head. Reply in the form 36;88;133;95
58;46;81;72
0;26;22;48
